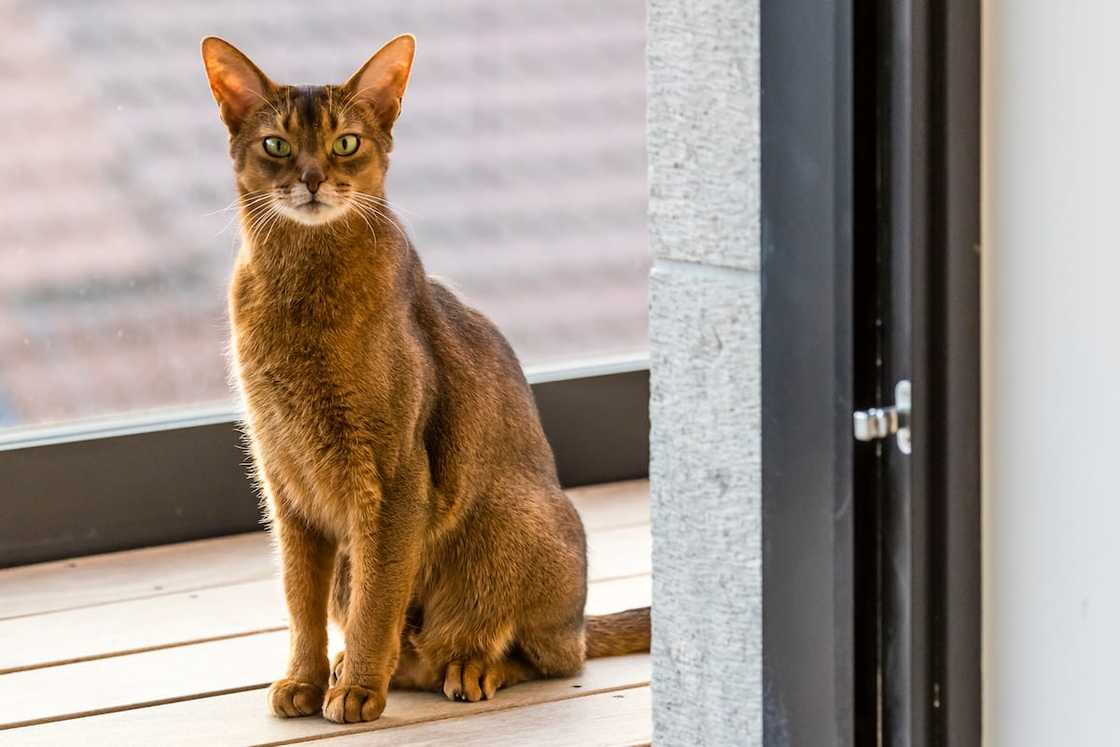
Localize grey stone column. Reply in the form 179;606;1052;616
648;0;761;744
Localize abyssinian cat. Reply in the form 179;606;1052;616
200;35;650;723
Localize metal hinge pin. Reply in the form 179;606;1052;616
853;379;912;455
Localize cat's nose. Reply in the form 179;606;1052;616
301;168;324;194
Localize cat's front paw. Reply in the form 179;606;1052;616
268;678;325;718
323;683;387;723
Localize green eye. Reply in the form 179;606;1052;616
333;134;360;156
263;137;291;157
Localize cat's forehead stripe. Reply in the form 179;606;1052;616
295;86;326;130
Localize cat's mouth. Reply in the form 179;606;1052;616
294;199;339;220
277;193;349;226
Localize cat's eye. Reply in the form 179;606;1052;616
262;137;291;158
332;135;360;156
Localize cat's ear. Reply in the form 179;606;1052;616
201;37;276;134
342;34;416;131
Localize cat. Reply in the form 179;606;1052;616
200;34;650;724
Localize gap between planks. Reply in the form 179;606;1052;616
0;525;650;674
0;574;650;729
266;686;653;747
4;655;651;745
0;479;649;621
0;573;651;675
0;480;650;738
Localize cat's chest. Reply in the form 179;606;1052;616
232;309;373;528
227;264;425;495
237;327;367;446
231;277;366;437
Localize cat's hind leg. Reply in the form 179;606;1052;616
516;621;586;678
441;656;537;702
411;608;521;702
437;621;586;702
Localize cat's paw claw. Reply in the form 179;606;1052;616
329;650;346;688
268;678;325;718
323;684;386;723
443;658;499;703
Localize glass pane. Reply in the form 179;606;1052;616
0;1;648;429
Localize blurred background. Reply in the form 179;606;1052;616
0;0;648;428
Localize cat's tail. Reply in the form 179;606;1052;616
584;607;651;658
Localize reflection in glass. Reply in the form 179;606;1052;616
0;1;648;427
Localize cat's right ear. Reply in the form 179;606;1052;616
201;37;276;135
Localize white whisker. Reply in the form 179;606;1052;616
348;192;411;245
219;195;276;237
363;193;418;219
203;190;272;217
347;197;379;253
243;202;278;247
258;209;286;247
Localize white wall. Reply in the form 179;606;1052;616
984;2;1120;744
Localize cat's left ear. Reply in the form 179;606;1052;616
343;34;416;131
201;37;276;135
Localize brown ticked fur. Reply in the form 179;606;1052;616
200;35;650;723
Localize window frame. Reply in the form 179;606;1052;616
0;355;649;568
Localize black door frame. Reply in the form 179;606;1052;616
760;0;980;744
759;0;858;741
915;0;982;741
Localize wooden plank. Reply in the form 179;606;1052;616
0;532;274;620
585;575;651;617
0;533;649;675
0;577;650;726
0;630;287;730
310;687;652;747
587;525;651;581
567;479;650;530
3;656;650;745
0;580;287;674
0;481;648;620
0;573;650;675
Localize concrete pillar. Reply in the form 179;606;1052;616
648;0;761;743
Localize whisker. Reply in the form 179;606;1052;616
224;199;275;229
217;199;266;237
258;209;286;247
203;198;243;218
351;198;407;238
359;193;418;218
349;193;410;245
257;209;284;245
243;203;277;247
216;209;244;237
347;198;381;253
241;203;274;236
202;190;272;217
234;196;277;217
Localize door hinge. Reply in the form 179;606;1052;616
853;379;912;454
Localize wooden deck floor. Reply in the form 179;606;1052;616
0;481;651;746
